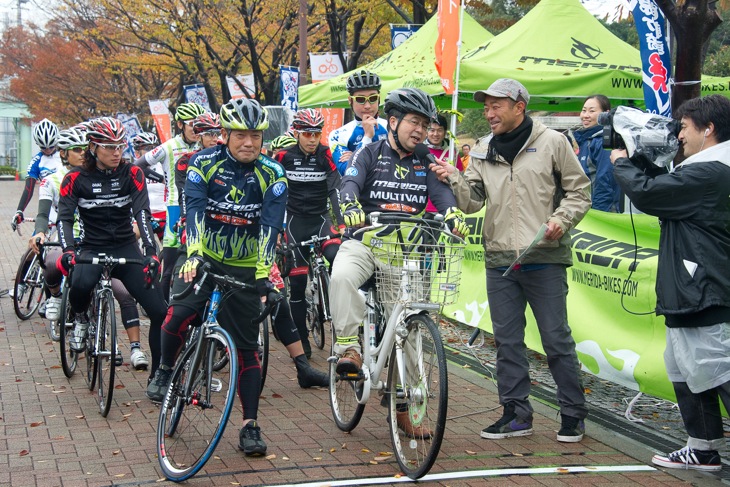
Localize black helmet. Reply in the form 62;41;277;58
346;70;381;94
383;88;437;121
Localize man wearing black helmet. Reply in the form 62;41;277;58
330;87;470;438
328;69;389;175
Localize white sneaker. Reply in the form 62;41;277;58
130;348;149;370
38;300;47;318
45;296;62;321
69;321;89;352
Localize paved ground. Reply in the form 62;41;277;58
0;179;727;487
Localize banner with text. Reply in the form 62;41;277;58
445;210;674;402
629;0;671;116
309;53;345;83
148;99;172;143
320;108;345;145
280;66;299;113
226;74;256;100
390;24;421;49
183;83;211;112
116;113;142;160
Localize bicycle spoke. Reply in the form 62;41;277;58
328;327;365;431
387;314;447;479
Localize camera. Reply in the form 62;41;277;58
598;106;681;167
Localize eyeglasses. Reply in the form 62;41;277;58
96;143;126;152
402;118;430;131
68;146;86;153
352;94;379;105
298;131;322;139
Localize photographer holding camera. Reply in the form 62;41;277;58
610;94;730;472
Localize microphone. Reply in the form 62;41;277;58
413;143;439;166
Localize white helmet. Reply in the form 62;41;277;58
33;118;59;149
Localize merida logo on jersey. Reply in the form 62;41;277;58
372;180;427;191
227;187;246;203
394;165;409;180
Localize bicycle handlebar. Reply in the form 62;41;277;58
35;240;62;270
74;255;146;266
353;212;465;243
171;262;282;325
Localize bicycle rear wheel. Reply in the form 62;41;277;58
14;249;42;320
386;314;447;479
158;326;238;482
96;290;116;417
328;326;365;431
259;314;269;393
58;288;77;378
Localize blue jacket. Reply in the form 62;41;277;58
574;125;620;212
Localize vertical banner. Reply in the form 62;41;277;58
320;108;345;145
226;74;256;100
280;66;299;113
309;53;345;83
116;113;142;160
629;0;671;116
183;83;212;112
390;24;421;49
148;99;172;143
435;0;461;94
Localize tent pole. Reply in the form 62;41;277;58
448;0;466;165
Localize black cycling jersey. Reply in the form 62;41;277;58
275;143;344;224
57;163;157;256
340;139;458;233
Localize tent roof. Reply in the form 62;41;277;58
298;11;493;109
459;0;730;112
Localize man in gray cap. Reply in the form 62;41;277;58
431;78;592;443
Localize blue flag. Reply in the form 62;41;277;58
630;0;671;116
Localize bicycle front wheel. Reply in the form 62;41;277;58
58;288;77;378
259;314;269;393
386;314;448;479
96;290;116;417
158;326;238;482
310;271;328;350
14;249;42;320
328;326;365;432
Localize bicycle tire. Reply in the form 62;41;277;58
259;313;269;393
96;290;116;417
13;249;42;320
386;313;447;479
58;287;78;378
158;326;238;482
311;270;329;350
328;325;365;432
85;307;98;391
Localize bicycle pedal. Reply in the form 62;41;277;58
210;378;222;392
337;371;364;381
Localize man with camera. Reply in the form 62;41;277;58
610;94;730;472
431;78;591;444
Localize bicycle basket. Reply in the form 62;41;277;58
368;226;465;306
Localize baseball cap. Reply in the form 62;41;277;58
474;78;530;104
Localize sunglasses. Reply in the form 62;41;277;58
200;130;221;137
96;143;127;152
298;131;322;138
352;94;379;105
68;146;87;153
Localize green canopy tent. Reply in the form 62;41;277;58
459;0;730;112
298;11;493;109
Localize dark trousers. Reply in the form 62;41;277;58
673;380;730;451
487;265;587;421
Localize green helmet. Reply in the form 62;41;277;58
175;102;207;121
219;98;269;131
270;135;297;150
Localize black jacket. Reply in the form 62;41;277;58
613;143;730;327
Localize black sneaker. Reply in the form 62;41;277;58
481;404;533;439
556;414;585;443
145;366;172;403
239;421;267;456
652;446;721;472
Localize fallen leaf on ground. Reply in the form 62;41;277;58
271;393;283;398
19;450;29;456
466;450;477;455
30;422;44;427
266;454;276;460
